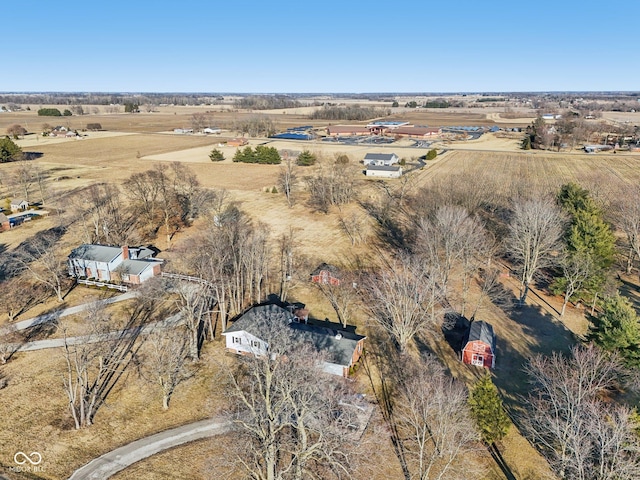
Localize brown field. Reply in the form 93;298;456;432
3;105;640;479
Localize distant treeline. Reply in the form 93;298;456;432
309;105;390;121
0;93;225;106
234;96;302;110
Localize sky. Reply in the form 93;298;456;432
3;0;639;93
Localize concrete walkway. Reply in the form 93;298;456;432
68;416;233;480
8;291;137;332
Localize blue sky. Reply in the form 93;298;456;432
3;0;638;93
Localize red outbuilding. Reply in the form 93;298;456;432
462;320;496;369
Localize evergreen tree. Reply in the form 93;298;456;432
254;145;281;164
588;294;640;368
209;148;225;162
233;146;256;163
296;150;316;166
521;135;531;150
468;374;510;445
0;137;23;163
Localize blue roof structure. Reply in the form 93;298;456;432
270;133;313;140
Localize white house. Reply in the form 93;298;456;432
222;304;366;377
68;244;163;285
363;152;399;166
10;199;29;212
365;165;403;178
203;127;222;134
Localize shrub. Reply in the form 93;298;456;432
86;123;102;131
426;149;438;160
63;109;72;116
37;108;62;117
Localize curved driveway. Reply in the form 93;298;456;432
68;416;233;480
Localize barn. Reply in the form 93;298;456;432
461;320;496;369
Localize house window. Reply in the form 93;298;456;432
471;354;484;367
232;337;242;344
251;340;261;349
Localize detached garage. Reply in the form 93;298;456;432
462;320;496;369
365;165;403;178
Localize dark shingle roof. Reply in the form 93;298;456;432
224;304;365;367
310;262;340;277
466;321;496;353
364;153;397;161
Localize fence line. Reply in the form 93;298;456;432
77;279;128;292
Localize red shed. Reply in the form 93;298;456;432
310;263;341;286
462;321;496;369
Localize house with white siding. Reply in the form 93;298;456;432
222;304;366;377
362;152;399;166
68;244;163;285
365;165;403;178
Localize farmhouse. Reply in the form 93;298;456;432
68;244;163;285
363;152;399;166
222;304;366;377
310;263;341;286
10;199;29;212
461;320;496;369
365;165;403;178
0;213;9;232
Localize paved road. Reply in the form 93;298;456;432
68;416;233;480
8;291;137;332
11;313;183;352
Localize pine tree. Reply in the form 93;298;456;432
588;294;640;368
209;148;225;162
468;374;510;445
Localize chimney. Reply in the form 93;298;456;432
122;246;129;260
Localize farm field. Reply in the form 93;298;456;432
3;103;640;479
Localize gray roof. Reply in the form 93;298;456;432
366;165;401;172
68;244;122;263
118;259;157;276
364;153;397;161
224;304;365;367
11;199;28;205
466;321;496;353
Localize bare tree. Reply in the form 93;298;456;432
141;327;191;409
506;197;565;305
6;124;27;138
62;298;153;428
315;270;359;328
611;185;640;277
17;228;70;302
190;112;212;132
364;254;442;353
11;159;35;202
170;281;215;361
277;156;297;207
226;316;362;480
338;211;368;246
277;227;297;302
522;345;637;480
555;251;594;317
0;277;44;322
394;355;484;480
0;324;20;364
